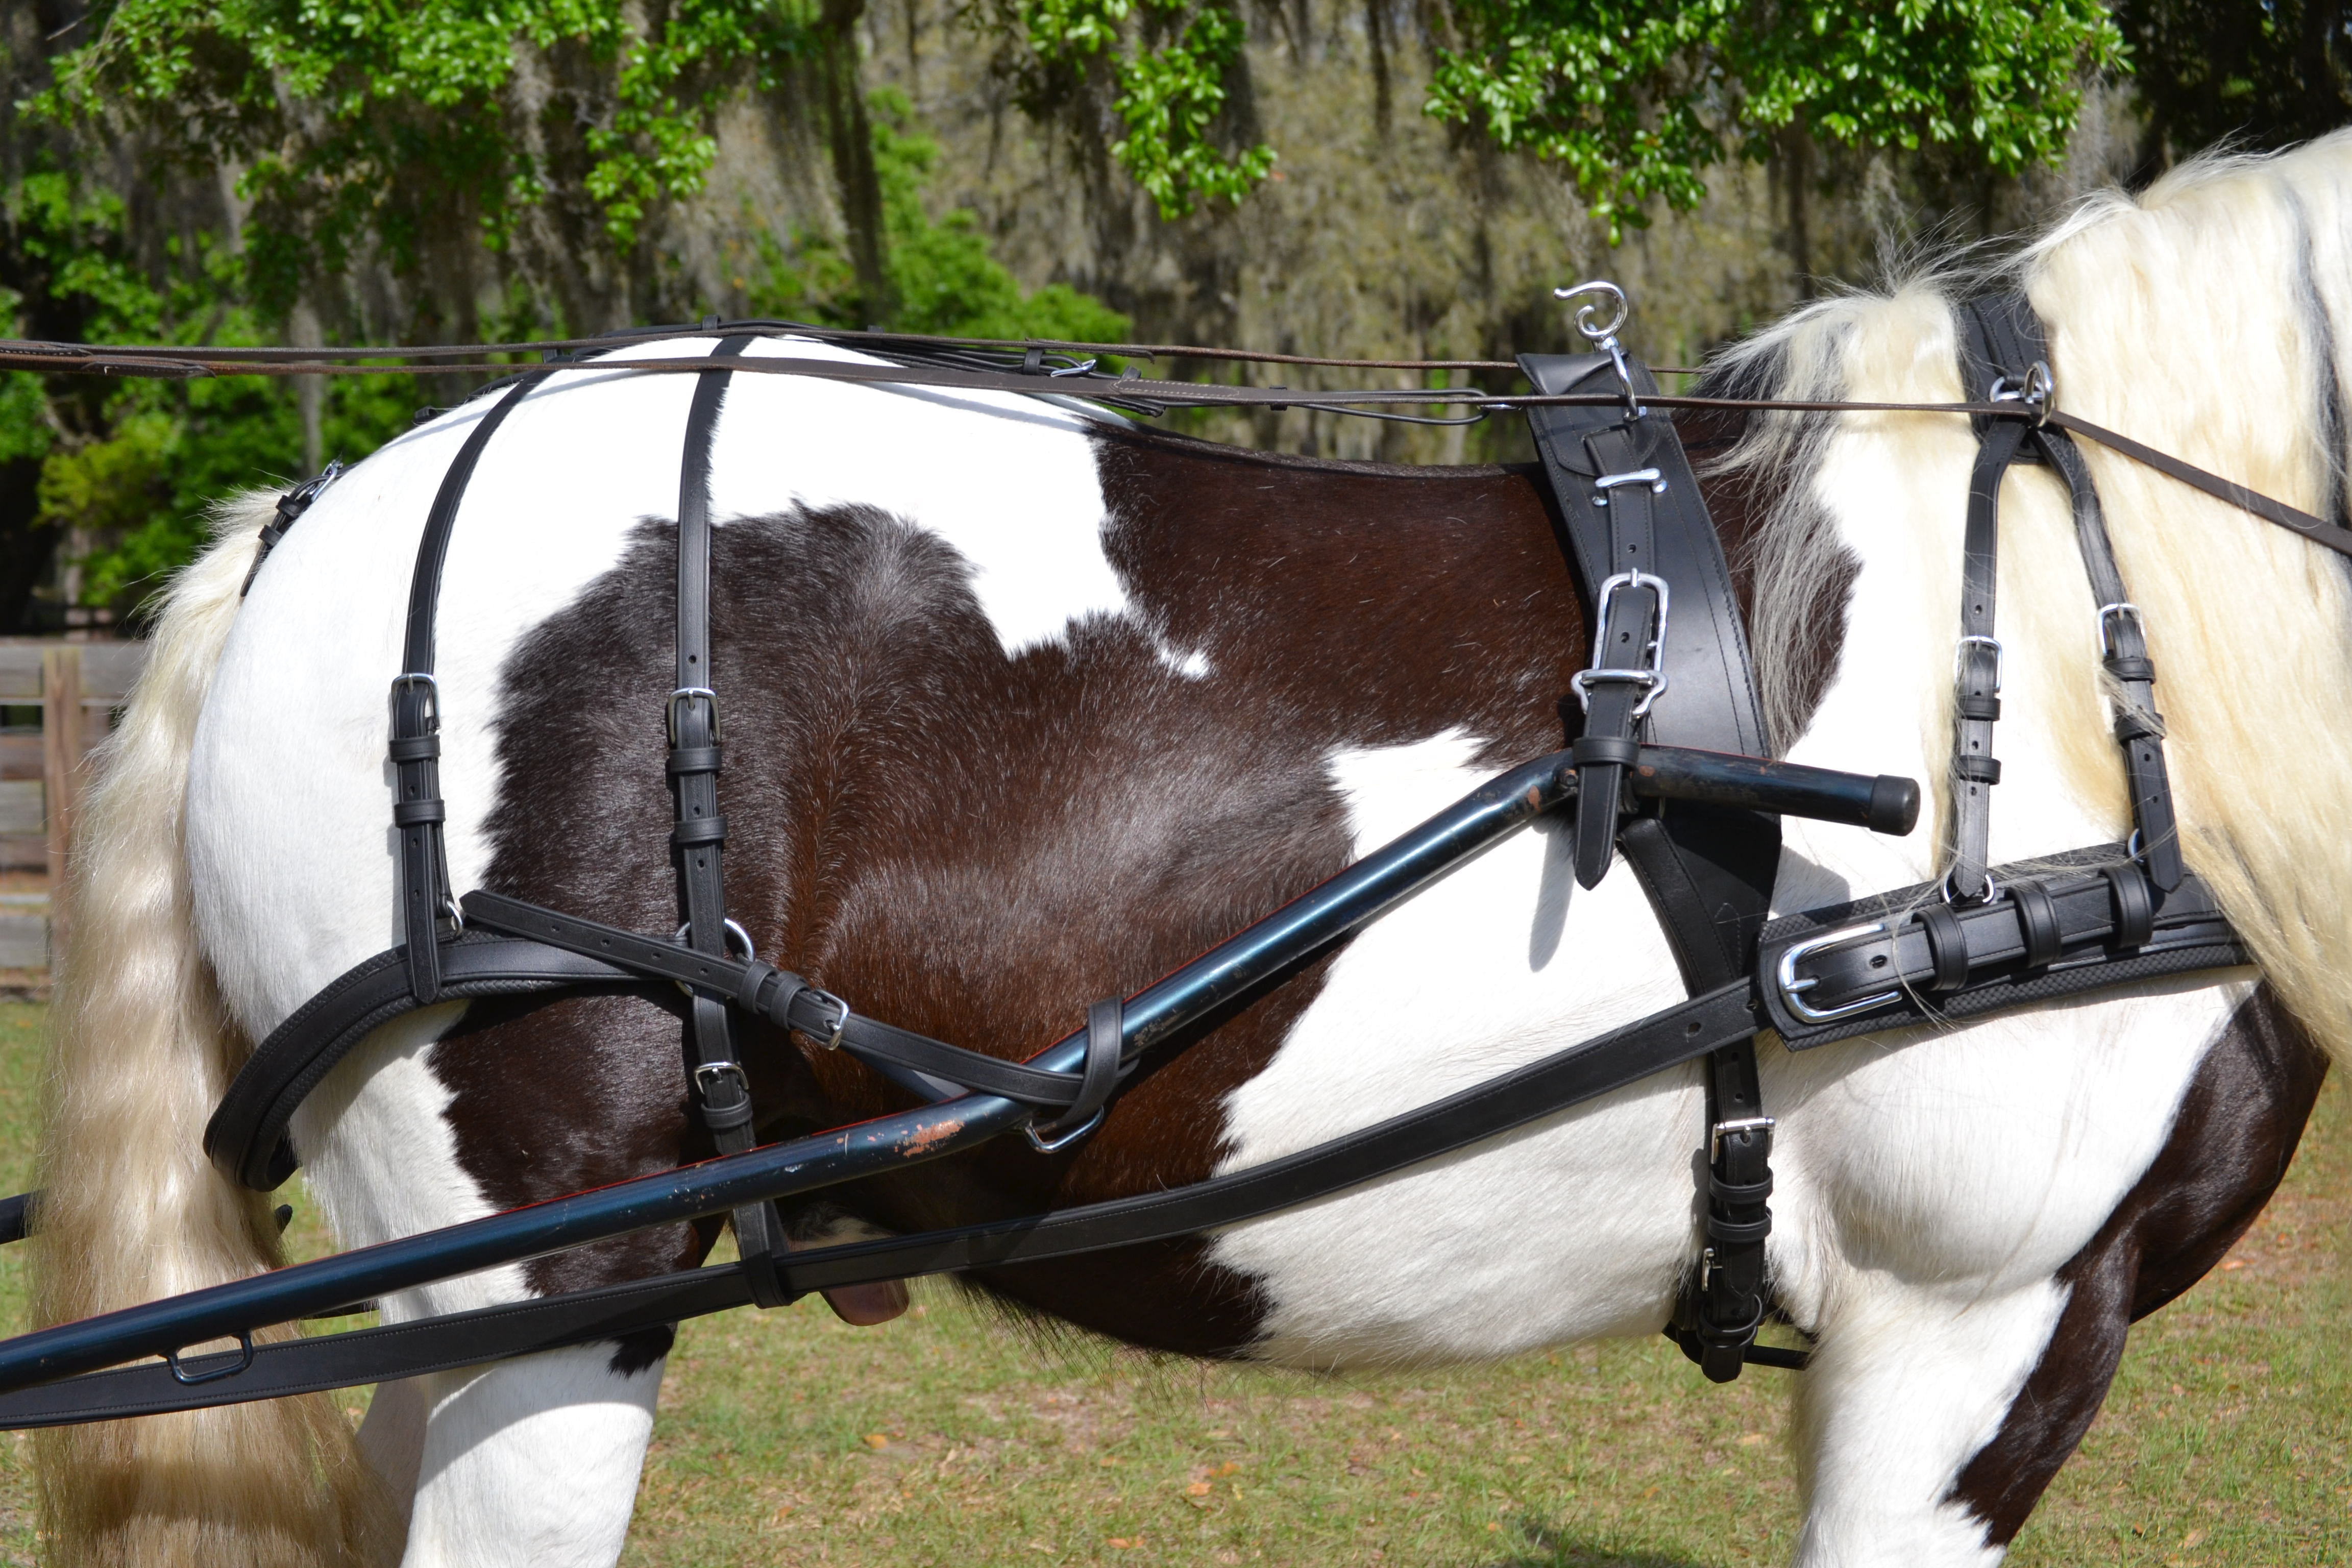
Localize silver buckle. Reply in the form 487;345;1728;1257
389;672;440;731
2095;602;2144;656
801;987;852;1050
1775;920;1899;1023
693;1060;748;1098
1570;568;1670;716
1953;634;2002;694
667;686;720;744
1709;1115;1776;1161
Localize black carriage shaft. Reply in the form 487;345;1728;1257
0;750;1575;1391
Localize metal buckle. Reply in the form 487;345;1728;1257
1025;1107;1105;1154
1953;634;2003;695
389;672;440;731
2095;602;2144;656
1775;920;1899;1023
1570;569;1670;717
667;686;720;745
1709;1115;1776;1161
692;1060;748;1099
1590;467;1666;506
799;987;852;1050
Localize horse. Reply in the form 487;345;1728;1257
31;133;2352;1566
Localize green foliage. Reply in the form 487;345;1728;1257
1005;0;1276;219
1;164;415;617
745;91;1131;342
45;0;816;280
1425;0;2125;241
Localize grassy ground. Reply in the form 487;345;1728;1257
0;999;2342;1564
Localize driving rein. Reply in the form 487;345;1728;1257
0;294;2297;1422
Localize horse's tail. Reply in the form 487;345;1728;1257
30;496;396;1566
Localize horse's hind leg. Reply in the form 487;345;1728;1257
393;1341;669;1568
1794;988;2324;1565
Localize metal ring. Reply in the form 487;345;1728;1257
673;919;755;961
1553;279;1629;344
1940;869;2001;906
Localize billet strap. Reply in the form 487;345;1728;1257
1958;295;2183;891
1758;848;2244;1050
391;371;551;1005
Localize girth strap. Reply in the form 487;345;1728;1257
1521;349;1782;1379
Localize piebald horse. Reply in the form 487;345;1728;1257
35;137;2352;1566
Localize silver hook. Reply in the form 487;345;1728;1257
1555;280;1630;344
1553;279;1643;419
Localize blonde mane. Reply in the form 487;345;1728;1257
1721;131;2352;1069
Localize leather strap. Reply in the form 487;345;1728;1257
6;977;1770;1425
1958;295;2184;891
391;372;550;1004
1521;351;1782;1380
666;335;791;1307
1949;414;2022;901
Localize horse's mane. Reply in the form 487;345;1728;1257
1709;129;2352;1071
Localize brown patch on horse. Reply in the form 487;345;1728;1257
436;422;1589;1356
1945;985;2328;1544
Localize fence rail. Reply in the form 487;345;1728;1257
0;640;148;970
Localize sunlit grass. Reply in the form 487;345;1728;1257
0;1001;2340;1565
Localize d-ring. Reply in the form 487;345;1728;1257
1554;280;1629;343
674;919;755;960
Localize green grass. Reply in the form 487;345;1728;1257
0;1000;2342;1565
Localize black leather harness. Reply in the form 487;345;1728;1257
0;296;2285;1425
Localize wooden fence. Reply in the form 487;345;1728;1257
0;640;148;970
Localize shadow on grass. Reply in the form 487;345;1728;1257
1486;1513;1720;1567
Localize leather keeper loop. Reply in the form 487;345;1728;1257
2112;707;2166;741
390;799;446;827
1955;693;2002;721
2105;862;2155;949
1710;1171;1773;1205
666;745;723;777
2104;656;2157;682
1919;901;1970;991
735;960;782;1015
1571;734;1642;769
698;1095;754;1134
386;734;440;764
671;815;727;848
2012;878;2063;968
1706;1214;1773;1245
1954;754;2002;785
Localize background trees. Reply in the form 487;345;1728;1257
0;0;2336;629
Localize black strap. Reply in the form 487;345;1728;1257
240;460;344;597
1949;413;2023;901
5;979;1768;1426
665;335;792;1308
1958;295;2183;892
391;372;551;1004
1521;351;1783;1379
1759;849;2243;1049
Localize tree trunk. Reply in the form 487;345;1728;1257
820;0;893;324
